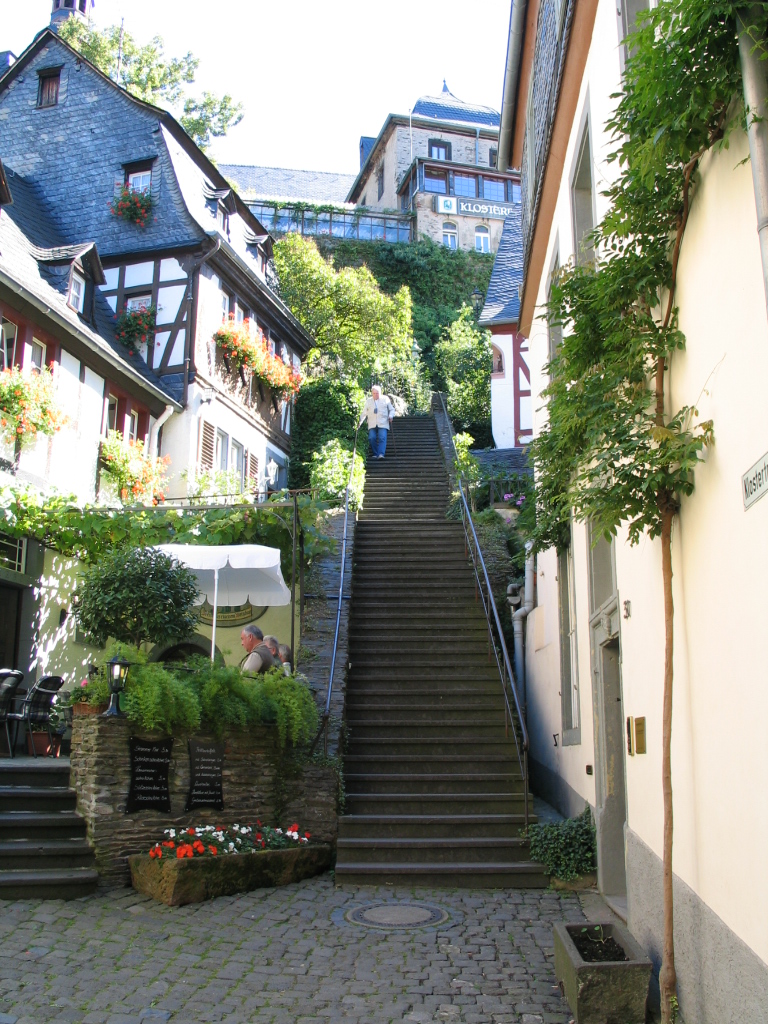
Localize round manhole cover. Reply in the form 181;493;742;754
346;902;449;930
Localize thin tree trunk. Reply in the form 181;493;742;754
659;505;677;1023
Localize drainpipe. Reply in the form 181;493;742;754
149;404;174;464
183;237;221;407
498;0;529;172
512;541;534;715
738;4;768;319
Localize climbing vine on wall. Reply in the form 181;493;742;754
527;3;765;1021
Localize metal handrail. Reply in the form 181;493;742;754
309;422;362;756
436;393;529;825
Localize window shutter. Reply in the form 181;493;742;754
246;451;259;490
199;420;215;472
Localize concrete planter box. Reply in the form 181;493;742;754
553;921;651;1024
129;843;333;906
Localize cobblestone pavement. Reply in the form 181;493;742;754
0;876;585;1024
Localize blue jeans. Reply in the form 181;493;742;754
368;427;388;458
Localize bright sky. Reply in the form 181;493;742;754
3;0;512;174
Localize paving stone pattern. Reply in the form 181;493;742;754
0;876;584;1024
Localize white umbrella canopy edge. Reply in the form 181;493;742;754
155;544;291;661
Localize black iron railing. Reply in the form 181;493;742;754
310;423;361;756
436;392;529;826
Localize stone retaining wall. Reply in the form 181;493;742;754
70;715;338;887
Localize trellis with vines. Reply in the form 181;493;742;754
528;3;767;1020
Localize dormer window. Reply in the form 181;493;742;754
37;68;61;108
128;169;152;194
69;269;86;314
217;205;229;234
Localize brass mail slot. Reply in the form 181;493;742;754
634;717;647;755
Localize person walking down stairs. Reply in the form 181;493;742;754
335;413;545;887
359;385;394;459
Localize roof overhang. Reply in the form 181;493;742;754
0;159;12;206
517;0;598;334
498;0;531;172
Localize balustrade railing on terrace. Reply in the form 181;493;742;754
251;204;412;243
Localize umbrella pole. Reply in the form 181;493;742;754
211;568;219;663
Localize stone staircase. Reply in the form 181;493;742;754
335;415;547;887
0;758;98;899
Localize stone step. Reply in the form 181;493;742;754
0;786;77;813
337;813;534;839
0;761;72;789
345;689;504;705
344;792;531;815
345;706;506;725
0;867;99;900
0;838;96;871
348;639;491;655
345;736;519;756
333;861;549;888
345;773;525;795
0;811;88;840
336;836;533;864
344;754;521;774
346;669;503;684
348;655;495;671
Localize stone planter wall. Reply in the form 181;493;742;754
70;715;338;887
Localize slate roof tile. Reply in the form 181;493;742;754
479;210;523;326
219;164;356;204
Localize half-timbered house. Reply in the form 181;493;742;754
0;25;312;499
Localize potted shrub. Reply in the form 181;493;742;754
114;304;156;356
0;365;65;449
554;921;652;1024
99;429;170;503
129;822;331;905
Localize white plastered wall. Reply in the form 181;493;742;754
524;0;768;967
490;331;516;447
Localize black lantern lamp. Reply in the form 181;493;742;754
471;287;484;318
102;655;130;717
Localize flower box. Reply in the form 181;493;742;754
129;843;332;905
72;702;109;717
553;921;651;1024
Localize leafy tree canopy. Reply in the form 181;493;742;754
272;233;414;383
434;305;492;448
76;547;200;649
57;16;243;150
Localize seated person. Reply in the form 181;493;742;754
278;643;293;676
240;626;277;674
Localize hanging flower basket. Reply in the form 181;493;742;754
0;366;66;448
115;305;156;356
100;429;170;504
109;185;153;227
212;316;302;399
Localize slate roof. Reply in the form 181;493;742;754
471;447;532;476
219;165;356;204
413;83;500;129
479;210;523;326
0;169;180;407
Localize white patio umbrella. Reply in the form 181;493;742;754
156;544;290;661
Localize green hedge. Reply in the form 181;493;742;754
288;376;365;490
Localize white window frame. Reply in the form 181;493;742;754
1;317;18;371
215;428;229;472
104;393;118;436
230;439;245;491
475;226;490;253
442;223;458;250
125;293;152;313
24;338;46;375
69;270;86;314
126;409;139;443
128;169;152;194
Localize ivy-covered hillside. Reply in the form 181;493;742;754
315;237;494;373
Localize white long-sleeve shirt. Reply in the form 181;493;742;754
360;395;394;430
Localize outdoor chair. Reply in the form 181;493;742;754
0;670;24;758
9;675;65;758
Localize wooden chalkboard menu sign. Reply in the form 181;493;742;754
185;738;225;811
126;737;173;813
